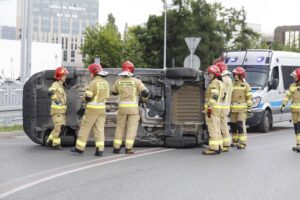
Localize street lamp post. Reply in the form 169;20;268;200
10;57;13;80
163;2;167;70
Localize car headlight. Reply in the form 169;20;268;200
252;97;261;108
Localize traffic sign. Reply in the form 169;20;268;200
185;37;201;54
184;55;201;69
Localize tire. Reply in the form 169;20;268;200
257;110;272;133
165;68;197;79
164;136;197;148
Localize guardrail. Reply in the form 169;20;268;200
0;81;23;126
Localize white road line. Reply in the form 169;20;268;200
0;148;173;199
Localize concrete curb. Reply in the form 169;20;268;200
0;131;25;138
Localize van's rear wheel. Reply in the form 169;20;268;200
257;110;272;133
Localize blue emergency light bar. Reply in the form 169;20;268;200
256;56;264;63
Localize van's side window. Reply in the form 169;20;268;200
271;66;279;89
282;66;297;90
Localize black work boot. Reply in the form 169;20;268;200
125;148;135;154
237;143;246;149
52;144;64;150
292;146;300;152
46;140;53;147
95;148;103;156
221;146;230;152
113;148;121;154
70;147;84;154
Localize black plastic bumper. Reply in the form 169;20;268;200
246;109;264;127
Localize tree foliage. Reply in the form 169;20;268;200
81;1;261;69
80;13;122;68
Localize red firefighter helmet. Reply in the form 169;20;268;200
215;62;228;73
207;65;221;77
119;61;135;76
55;67;69;80
88;63;108;76
291;68;300;81
232;66;246;79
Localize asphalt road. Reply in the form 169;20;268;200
1;122;300;200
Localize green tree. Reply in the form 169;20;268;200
122;25;147;67
80;13;122;68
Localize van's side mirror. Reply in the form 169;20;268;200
268;78;279;90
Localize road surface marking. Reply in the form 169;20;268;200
0;148;173;199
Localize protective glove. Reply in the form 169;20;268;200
280;104;285;113
77;107;86;116
207;108;212;118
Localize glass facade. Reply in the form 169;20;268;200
31;0;98;35
24;0;99;66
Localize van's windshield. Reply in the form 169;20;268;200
228;65;269;88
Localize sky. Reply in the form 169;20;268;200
0;0;300;35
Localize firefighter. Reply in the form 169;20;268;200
203;65;224;155
46;67;69;150
112;61;149;154
230;67;252;149
216;62;232;152
71;63;109;156
280;68;300;152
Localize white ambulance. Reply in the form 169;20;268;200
225;49;300;132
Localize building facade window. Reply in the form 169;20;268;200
63;50;68;62
71;50;75;58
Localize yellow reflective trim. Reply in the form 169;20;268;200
76;139;86;148
232;135;239;140
86;105;106;109
126;139;135;145
114;139;122;145
291;105;300;108
239;135;247;141
219;105;230;109
231;105;247;108
233;87;246;90
96;141;105;147
51;105;67;109
209;140;219;146
246;93;252;96
119;104;138;108
283;98;289;102
223;137;231;143
48;134;53;140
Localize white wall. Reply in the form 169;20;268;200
0;39;61;80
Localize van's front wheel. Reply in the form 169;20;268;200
257;110;272;133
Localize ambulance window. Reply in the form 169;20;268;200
282;66;297;90
270;67;279;89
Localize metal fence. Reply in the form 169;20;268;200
0;81;23;126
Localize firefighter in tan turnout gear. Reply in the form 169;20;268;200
112;61;149;154
203;65;225;155
46;67;69;150
280;68;300;152
216;62;233;152
71;63;109;156
230;67;252;149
